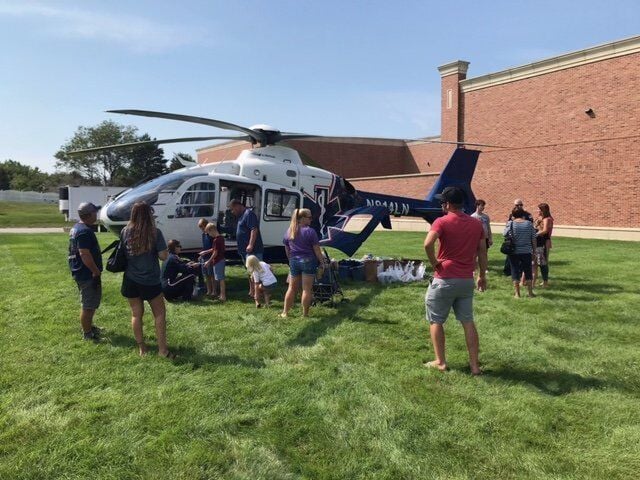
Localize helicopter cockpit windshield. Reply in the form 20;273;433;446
106;170;204;221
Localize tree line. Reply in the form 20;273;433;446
1;120;196;192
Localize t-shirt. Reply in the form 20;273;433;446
430;211;484;279
68;222;102;281
212;235;225;265
201;231;213;261
504;220;536;255
122;227;167;285
251;261;277;287
471;212;491;238
283;226;319;259
236;208;263;255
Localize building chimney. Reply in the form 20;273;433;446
438;60;469;143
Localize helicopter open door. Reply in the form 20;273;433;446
163;177;218;251
216;180;262;245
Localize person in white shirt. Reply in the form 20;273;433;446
245;255;277;308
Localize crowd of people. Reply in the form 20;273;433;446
68;190;553;372
68;200;327;358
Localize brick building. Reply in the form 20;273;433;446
198;35;640;240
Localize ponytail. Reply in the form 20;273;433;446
288;208;312;240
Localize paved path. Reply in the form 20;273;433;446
0;227;65;233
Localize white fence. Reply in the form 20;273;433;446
0;190;59;203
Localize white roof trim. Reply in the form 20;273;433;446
461;35;640;92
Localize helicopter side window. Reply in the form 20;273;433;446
264;190;299;220
175;182;216;218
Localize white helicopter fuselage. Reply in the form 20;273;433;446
100;145;335;254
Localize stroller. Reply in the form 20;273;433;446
312;249;344;306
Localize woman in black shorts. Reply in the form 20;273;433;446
121;202;174;358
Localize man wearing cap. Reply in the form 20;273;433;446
228;199;264;297
68;202;103;341
423;187;487;375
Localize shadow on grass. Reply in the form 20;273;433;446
172;346;266;370
484;366;605;396
287;283;397;347
103;332;264;369
555;282;624;295
539;291;600;303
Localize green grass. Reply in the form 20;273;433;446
0;201;73;228
1;232;639;479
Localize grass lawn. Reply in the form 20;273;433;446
1;231;639;479
0;201;73;228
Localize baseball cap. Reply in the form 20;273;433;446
78;202;101;215
435;186;465;205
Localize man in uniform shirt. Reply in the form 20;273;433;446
228;199;264;297
68;202;103;341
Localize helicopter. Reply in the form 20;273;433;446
69;110;483;262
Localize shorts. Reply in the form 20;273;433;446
213;261;225;281
200;257;214;276
75;277;101;310
258;281;276;291
239;251;263;266
425;278;475;325
289;256;318;277
121;275;163;301
508;253;533;281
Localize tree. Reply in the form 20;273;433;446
118;134;167;185
169;152;196;172
55;120;140;186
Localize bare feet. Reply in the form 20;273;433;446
279;312;288;318
137;342;147;357
423;360;448;371
470;366;483;376
159;350;176;360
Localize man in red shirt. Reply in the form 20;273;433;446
423;187;487;375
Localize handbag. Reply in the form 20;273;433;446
500;221;516;255
102;233;128;273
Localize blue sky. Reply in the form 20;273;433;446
1;0;638;172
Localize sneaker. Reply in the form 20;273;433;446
83;330;99;341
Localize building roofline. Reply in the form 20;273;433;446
460;34;640;92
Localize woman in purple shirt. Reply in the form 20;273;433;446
281;208;326;318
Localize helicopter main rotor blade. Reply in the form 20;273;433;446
107;109;266;144
409;138;510;148
279;133;322;141
67;135;249;156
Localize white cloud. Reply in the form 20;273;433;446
0;1;209;53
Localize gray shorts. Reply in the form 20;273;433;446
425;278;475;324
76;277;102;310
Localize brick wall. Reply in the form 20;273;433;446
462;53;640;227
